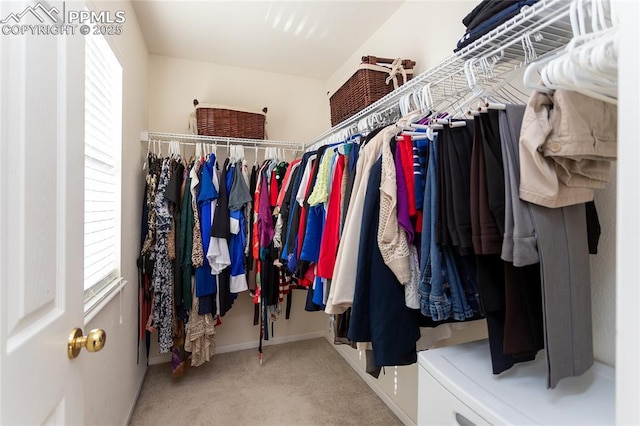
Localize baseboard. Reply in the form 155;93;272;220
325;335;416;426
148;353;171;366
148;331;326;366
124;366;148;425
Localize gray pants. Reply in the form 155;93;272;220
531;202;594;388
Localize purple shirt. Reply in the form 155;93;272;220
258;171;275;248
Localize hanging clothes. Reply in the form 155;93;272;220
140;145;295;371
212;158;233;317
228;161;251;293
316;154;346;280
179;166;194;312
517;89;615;387
326;126;396;314
195;154;218;304
184;276;216;367
151;159;174;353
348;157;420;368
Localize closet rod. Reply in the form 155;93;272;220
141;131;304;150
304;0;573;150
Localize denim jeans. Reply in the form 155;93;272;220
419;136;437;316
419;135;474;321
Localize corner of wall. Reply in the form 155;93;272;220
324;1;475;97
82;1;150;424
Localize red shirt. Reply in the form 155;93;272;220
317;155;346;279
398;136;423;233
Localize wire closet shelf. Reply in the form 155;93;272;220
304;0;575;151
140;131;304;151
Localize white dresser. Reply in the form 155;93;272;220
417;339;614;425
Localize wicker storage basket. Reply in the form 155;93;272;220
196;103;267;139
329;56;415;126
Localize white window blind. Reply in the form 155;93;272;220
84;31;122;294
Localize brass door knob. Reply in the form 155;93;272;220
67;327;106;359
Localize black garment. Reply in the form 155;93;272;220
165;161;185;314
441;128;460;247
218;269;234;317
436;129;453;247
360;126;385;148
341;163;354;226
348;158;420;368
279;165;301;260
444;122;475;252
503;261;544;356
476;255;536;374
334;309;356;347
275;162;288;184
455;254;482;315
365;350;382;379
203;158;233;317
284;152;315;263
261;247;280;306
179;171;193;312
462;0;521;31
211;158;231;239
296;145;331;278
470;120;538;374
342;128;383;222
247;165;258;293
304;285;322;312
586;200;601;254
479;111;506;235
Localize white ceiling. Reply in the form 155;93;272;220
132;1;404;80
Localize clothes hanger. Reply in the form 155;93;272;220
143;138;151;170
399;93;412;117
536;21;618;104
171;140;179;159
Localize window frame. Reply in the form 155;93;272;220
82;23;126;320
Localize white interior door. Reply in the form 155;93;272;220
0;1;86;424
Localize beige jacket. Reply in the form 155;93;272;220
378;138;411;284
325;126;396;315
519;89;617;208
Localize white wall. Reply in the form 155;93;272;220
325;1;476;97
616;1;640;422
148;55;330;142
591;171;616;367
80;1;148;424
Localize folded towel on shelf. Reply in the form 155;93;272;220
455;0;539;52
462;0;521;31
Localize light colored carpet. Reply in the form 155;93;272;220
130;337;402;426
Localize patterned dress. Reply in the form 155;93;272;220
151;159;174;353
